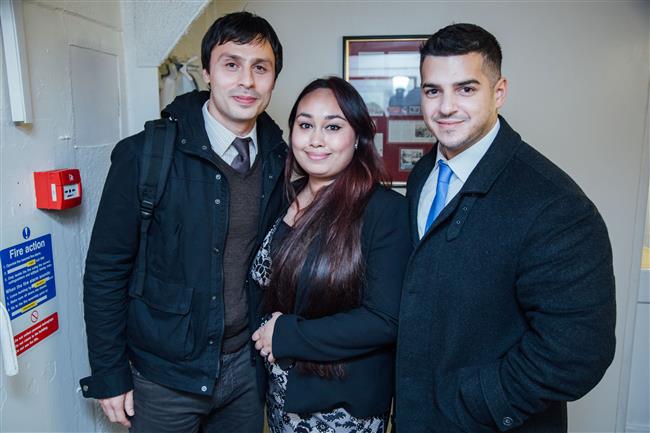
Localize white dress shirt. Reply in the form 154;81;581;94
417;119;500;238
202;101;258;167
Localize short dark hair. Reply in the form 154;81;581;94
201;11;283;79
420;23;502;82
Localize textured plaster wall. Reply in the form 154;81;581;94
134;0;210;68
0;2;123;432
169;1;238;62
122;0;210;135
0;1;210;432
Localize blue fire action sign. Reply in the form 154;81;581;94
0;234;56;320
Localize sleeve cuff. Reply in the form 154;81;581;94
79;367;133;399
272;314;299;359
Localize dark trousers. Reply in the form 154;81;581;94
130;344;263;433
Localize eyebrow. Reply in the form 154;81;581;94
422;79;481;88
218;53;273;64
325;114;346;121
296;113;347;121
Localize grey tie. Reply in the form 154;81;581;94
230;137;251;174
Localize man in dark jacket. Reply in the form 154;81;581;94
395;24;616;433
79;12;287;432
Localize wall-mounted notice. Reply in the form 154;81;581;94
0;234;56;319
14;312;59;356
0;230;59;355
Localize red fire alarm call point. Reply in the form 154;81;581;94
33;169;82;210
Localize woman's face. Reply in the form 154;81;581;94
291;88;356;186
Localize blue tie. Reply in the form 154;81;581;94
425;160;453;232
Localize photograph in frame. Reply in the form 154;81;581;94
343;35;436;184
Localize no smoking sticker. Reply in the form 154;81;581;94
14;312;59;356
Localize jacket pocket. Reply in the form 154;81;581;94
127;274;195;360
148;222;184;282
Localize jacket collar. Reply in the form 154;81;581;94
408;150;436;243
455;115;521;195
411;115;522;242
255;111;286;157
163;90;286;159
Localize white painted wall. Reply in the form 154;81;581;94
624;103;650;433
121;0;210;136
0;1;208;432
179;1;648;431
0;1;124;431
626;282;650;432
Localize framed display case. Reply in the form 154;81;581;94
343;35;435;185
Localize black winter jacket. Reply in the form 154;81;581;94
396;117;615;433
80;91;287;399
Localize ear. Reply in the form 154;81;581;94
202;69;210;85
494;76;508;109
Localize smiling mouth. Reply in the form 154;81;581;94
305;151;330;160
232;95;258;105
436;119;464;128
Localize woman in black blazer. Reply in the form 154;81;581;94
250;76;412;433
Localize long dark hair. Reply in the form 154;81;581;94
262;77;390;378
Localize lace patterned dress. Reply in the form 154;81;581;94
250;219;387;433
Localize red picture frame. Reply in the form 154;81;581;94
343;35;435;185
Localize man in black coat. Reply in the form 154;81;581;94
395;23;616;433
79;12;287;433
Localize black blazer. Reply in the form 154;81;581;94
265;186;412;418
395;117;616;433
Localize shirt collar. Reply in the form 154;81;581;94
435;118;500;183
202;101;258;157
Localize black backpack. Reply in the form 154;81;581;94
132;118;177;296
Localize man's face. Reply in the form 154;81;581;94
420;52;507;159
202;40;276;135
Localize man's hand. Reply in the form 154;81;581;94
252;312;282;363
98;390;134;428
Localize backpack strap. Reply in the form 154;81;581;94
133;118;177;296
